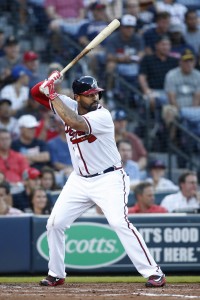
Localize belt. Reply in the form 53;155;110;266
82;166;122;178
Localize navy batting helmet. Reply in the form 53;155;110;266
72;76;104;99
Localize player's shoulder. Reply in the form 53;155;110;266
86;105;112;120
59;94;77;108
96;105;112;117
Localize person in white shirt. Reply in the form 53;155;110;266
160;171;200;212
0;65;31;115
146;158;179;193
0;99;19;140
156;0;187;24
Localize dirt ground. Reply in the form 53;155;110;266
0;283;200;300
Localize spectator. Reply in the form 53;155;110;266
117;139;141;188
155;0;187;24
0;35;22;82
85;0;122;21
35;110;60;141
146;158;179;192
0;65;31;115
0;176;13;206
160;171;200;212
0;171;5;183
0;28;5;57
0;181;24;215
40;166;60;192
78;2;108;47
128;182;168;213
15;91;45;120
28;0;49;34
30;187;52;215
111;109;147;171
11;114;50;170
138;0;157;27
13;167;41;212
47;117;73;186
0;129;29;187
143;11;170;55
183;10;200;56
124;0;147;34
0;98;19;140
44;0;86;36
139;35;178;111
102;0;123;21
77;2;109;77
105;14;144;96
168;21;191;60
163;48;200;126
22;50;43;88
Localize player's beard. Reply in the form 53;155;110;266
81;101;99;113
88;101;98;112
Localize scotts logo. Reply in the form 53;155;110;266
37;222;126;269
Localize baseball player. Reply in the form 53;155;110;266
31;71;166;288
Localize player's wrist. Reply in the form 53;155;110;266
48;70;63;83
49;92;59;101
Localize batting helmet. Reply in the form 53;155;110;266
72;76;104;99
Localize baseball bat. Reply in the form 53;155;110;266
60;19;120;76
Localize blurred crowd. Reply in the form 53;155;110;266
0;0;200;216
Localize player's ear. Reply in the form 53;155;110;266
74;94;80;102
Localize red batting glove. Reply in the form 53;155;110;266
48;70;63;83
39;79;58;101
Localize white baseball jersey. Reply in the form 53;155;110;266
31;82;165;282
51;95;122;176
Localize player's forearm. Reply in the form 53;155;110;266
52;96;88;132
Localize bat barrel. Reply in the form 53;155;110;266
60;19;120;75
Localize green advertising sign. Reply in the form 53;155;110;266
37;222;126;269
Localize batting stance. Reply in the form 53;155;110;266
31;71;166;288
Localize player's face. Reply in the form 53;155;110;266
76;93;99;114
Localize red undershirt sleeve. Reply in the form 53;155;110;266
30;81;51;110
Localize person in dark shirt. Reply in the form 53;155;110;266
30;187;52;215
105;14;144;96
77;2;109;78
13;167;41;212
138;35;178;150
139;35;178;110
143;11;170;54
11;114;50;170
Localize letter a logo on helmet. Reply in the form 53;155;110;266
72;76;104;99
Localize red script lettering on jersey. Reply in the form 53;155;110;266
65;126;97;144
